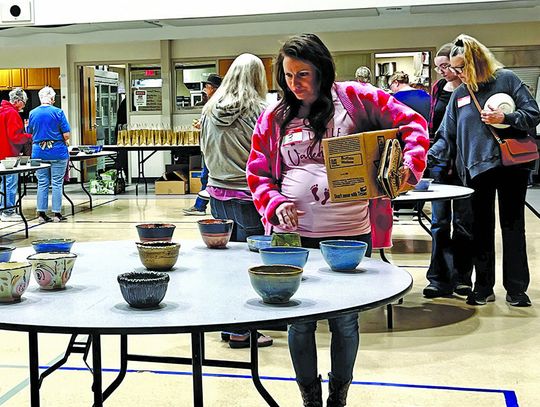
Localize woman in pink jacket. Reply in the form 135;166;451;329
246;34;428;407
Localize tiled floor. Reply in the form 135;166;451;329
0;184;538;406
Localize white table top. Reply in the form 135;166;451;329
394;183;474;202
0;163;51;175
0;240;412;335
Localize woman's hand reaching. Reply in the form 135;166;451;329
275;202;304;231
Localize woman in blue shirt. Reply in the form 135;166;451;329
28;86;71;223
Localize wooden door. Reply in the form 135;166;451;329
10;69;23;88
24;68;47;89
80;66;97;179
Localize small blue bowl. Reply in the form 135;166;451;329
259;247;309;268
246;235;272;252
0;247;15;262
414;178;434;191
248;265;303;304
31;239;75;253
319;240;368;272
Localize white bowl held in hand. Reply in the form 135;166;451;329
484;93;515;129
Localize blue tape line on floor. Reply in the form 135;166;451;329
38;365;518;406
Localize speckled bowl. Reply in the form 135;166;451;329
0;246;15;262
259;247;309;268
117;271;169;308
136;241;180;271
248;265;303;304
31;238;75;253
27;252;77;290
136;223;176;242
0;262;32;303
197;219;234;249
319;240;368;272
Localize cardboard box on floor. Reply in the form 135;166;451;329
189;170;203;194
322;128;399;203
155;170;187;195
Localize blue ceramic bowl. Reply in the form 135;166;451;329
0;246;15;262
259;247;309;268
319;240;368;272
248;265;303;304
117;271;169;308
136;223;176;242
31;239;75;253
414;178;434;191
246;235;272;252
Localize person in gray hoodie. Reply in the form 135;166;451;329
200;53;272;348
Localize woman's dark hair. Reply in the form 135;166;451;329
274;33;335;150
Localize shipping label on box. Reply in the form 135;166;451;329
322;128;398;203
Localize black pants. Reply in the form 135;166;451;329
468;166;530;295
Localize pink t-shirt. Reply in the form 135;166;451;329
274;89;370;237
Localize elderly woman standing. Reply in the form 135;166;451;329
28;86;71;223
247;33;428;407
430;34;540;307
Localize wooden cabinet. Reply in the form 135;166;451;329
0;67;61;90
24;68;48;89
218;57;274;89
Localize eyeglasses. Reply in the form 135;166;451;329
449;65;465;74
435;63;451;74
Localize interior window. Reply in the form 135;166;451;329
130;64;162;112
174;61;217;111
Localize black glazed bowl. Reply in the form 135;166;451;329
136;223;176;242
117;271;170;308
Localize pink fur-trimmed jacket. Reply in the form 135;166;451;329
246;82;429;248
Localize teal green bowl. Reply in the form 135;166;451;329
248;265;303;304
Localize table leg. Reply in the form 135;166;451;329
80;174;93;211
62;184;75;216
28;332;40;407
91;334;104;407
102;334;128;402
16;175;29;238
415;201;432;236
249;329;279;407
191;332;204;406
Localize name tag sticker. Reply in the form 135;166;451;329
282;131;304;146
457;96;471;108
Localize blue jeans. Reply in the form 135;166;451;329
426;165;473;290
0;174;18;215
209;197;264;242
193;165;208;211
288;233;371;386
36;159;68;213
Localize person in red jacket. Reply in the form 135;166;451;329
0;88;32;222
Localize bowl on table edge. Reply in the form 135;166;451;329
136;223;176;242
248;265;303;304
136;241;180;271
19;156;30;165
27;252;78;290
0;262;32;303
1;159;17;169
29;159;42;167
319;240;368;272
414;178;434;192
259;246;309;268
246;235;272;252
197;219;234;249
117;271;170;309
31;238;75;253
0;246;15;262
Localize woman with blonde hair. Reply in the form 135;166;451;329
429;34;540;307
200;53;273;348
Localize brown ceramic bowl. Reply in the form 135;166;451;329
136;241;180;271
197;219;234;249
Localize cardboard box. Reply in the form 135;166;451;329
155;180;186;195
189;170;203;194
322;128;398;202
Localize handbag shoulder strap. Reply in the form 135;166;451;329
466;85;503;145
